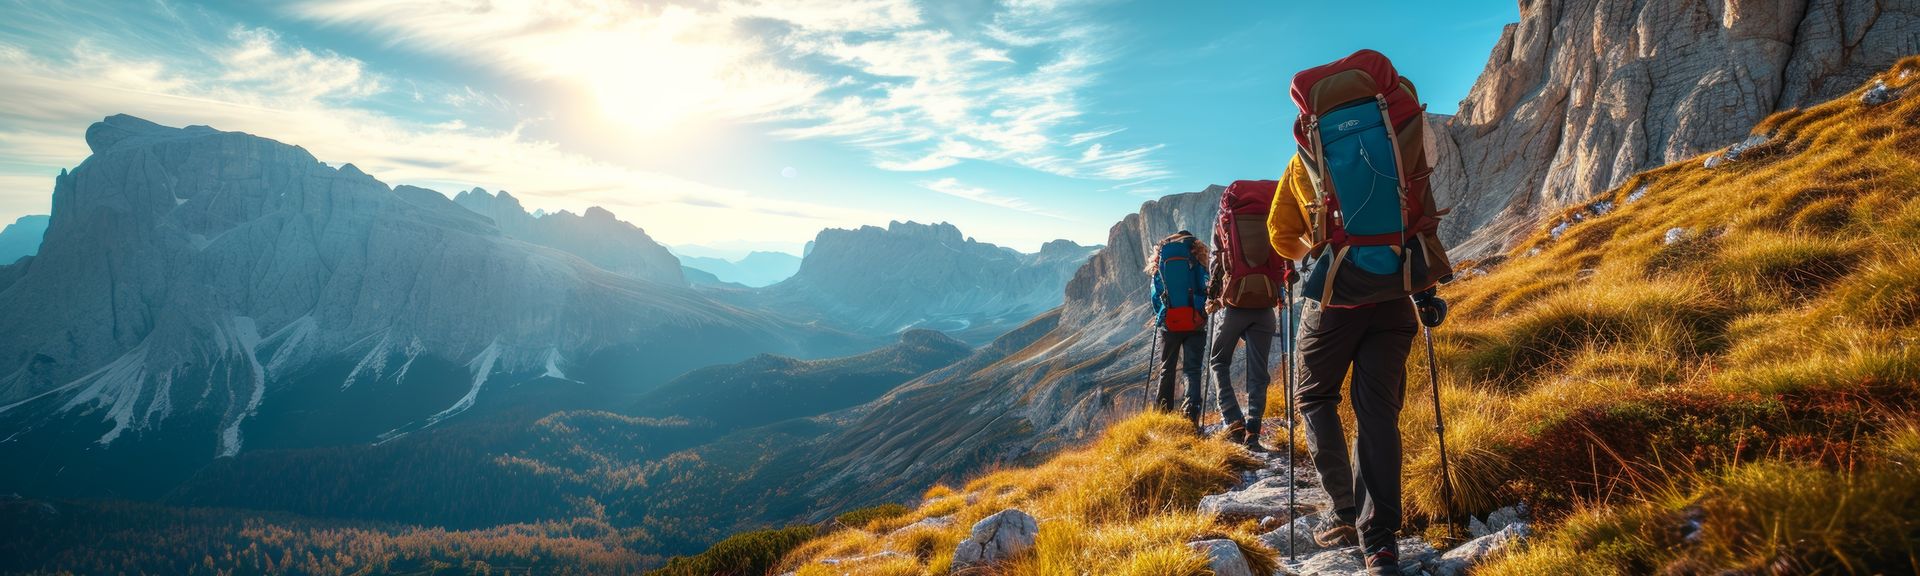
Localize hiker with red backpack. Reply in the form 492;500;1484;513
1270;50;1456;575
1146;231;1211;432
1206;180;1290;452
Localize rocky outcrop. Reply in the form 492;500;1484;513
1435;0;1920;258
950;508;1039;570
758;220;1098;343
0;214;48;265
452;188;683;285
0;115;842;468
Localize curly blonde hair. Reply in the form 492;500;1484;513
1143;231;1210;274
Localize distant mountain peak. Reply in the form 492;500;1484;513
450;189;681;285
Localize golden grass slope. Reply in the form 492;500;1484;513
778;413;1276;576
749;58;1920;575
1421;57;1920;573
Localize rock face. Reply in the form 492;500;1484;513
452;188;684;285
950;508;1039;570
760;220;1098;343
0;214;48;265
0;116;841;475
1435;0;1920;258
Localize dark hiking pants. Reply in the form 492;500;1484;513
1294;299;1417;556
1208;306;1276;436
1156;328;1206;428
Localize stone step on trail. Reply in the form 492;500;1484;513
1193;419;1529;576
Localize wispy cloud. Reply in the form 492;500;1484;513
290;0;1172;189
0;6;891;243
919;177;1070;221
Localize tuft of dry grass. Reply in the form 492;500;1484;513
1482;455;1920;575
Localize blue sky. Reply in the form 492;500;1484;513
0;0;1517;255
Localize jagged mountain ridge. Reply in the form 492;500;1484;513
1432;0;1919;257
751;220;1100;344
451;188;685;286
0;115;857;487
0;214;47;265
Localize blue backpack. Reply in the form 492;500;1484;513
1289;50;1454;307
1154;236;1206;332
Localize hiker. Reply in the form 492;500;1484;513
1146;231;1211;432
1275;49;1455;575
1206;180;1289;452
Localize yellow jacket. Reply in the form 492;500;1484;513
1267;154;1315;261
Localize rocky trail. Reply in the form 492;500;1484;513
1193;419;1529;576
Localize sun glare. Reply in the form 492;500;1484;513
527;6;815;137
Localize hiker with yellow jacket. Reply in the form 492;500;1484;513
1274;50;1456;575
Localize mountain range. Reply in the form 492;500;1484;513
673;250;802;287
743;221;1099;343
0;115;861;497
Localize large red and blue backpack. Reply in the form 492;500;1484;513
1290;49;1454;307
1217;180;1289;309
1155;236;1206;332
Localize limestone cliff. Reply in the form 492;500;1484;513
1435;0;1919;257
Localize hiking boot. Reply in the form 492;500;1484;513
1363;548;1400;575
1242;436;1273;453
1220;420;1247;443
1312;523;1358;547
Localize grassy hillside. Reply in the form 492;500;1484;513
700;58;1920;574
780;413;1273;575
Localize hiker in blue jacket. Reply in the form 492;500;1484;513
1147;231;1211;432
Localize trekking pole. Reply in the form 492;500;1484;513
1423;319;1458;541
1197;317;1212;435
1284;281;1296;562
1146;326;1160;413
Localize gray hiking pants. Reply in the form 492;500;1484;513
1208;306;1276;436
1294;298;1417;555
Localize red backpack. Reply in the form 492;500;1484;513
1215;180;1288;309
1290;49;1454;306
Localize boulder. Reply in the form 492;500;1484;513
950;508;1039;570
1429;523;1530;576
1188;539;1256;576
1862;80;1900;105
1468;505;1527;538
